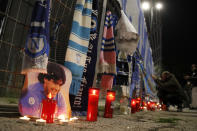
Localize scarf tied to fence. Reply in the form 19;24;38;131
99;11;116;75
64;0;92;95
22;0;51;74
99;11;117;98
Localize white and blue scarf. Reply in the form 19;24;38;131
64;0;92;95
22;0;51;74
71;0;98;116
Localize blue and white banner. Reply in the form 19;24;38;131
22;0;51;74
118;0;156;98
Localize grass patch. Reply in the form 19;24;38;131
156;118;181;123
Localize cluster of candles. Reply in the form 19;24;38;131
19;88;117;124
19;115;78;125
19;89;167;125
19;92;78;125
130;98;163;113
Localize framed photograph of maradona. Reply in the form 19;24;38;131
19;62;72;119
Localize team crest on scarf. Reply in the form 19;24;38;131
25;34;48;58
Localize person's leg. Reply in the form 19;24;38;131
191;87;197;109
175;95;184;112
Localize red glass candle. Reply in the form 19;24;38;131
41;93;57;123
150;102;156;111
87;88;100;121
147;101;151;110
136;98;141;112
142;101;146;110
104;90;116;118
131;99;136;113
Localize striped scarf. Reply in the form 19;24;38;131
71;0;98;116
99;11;116;98
99;11;116;75
22;0;51;74
64;0;92;95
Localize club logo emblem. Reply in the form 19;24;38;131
28;97;35;105
76;53;81;64
25;34;48;58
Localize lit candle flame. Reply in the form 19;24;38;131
48;92;52;99
109;93;114;97
92;90;96;95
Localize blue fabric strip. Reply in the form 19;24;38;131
102;37;114;41
68;40;88;53
71;21;91;41
100;48;116;51
75;4;92;16
85;0;92;3
64;61;84;78
101;43;114;47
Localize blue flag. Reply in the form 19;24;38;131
22;0;51;74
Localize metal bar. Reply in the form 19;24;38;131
92;0;107;87
55;0;72;10
0;69;23;75
0;0;13;43
6;0;23;71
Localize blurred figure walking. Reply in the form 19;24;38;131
184;64;197;109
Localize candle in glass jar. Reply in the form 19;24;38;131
104;90;116;118
41;93;57;123
131;99;137;113
87;88;100;121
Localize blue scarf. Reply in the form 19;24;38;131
71;0;98;116
64;0;92;95
22;0;50;74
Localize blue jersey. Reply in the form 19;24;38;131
19;82;66;117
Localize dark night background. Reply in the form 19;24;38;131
161;0;196;85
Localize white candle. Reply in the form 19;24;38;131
36;119;46;125
18;116;30;123
19;116;30;121
59;119;69;124
58;115;69;124
70;117;78;122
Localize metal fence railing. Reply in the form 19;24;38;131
0;0;76;97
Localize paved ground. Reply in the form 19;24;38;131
0;103;197;131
